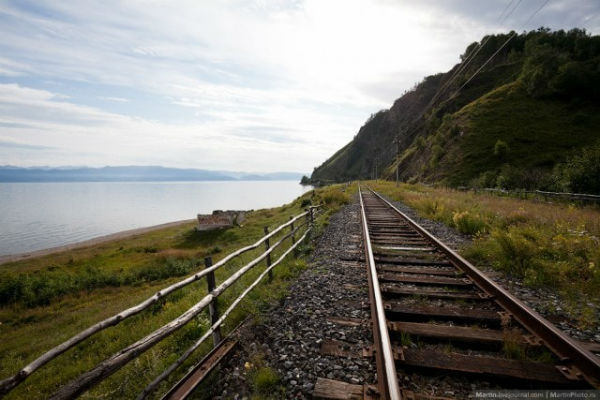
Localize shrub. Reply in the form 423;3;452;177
559;141;600;194
300;198;312;208
452;211;488;235
493;140;509;159
252;367;279;393
492;228;537;276
469;171;497;188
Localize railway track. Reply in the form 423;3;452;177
358;186;600;398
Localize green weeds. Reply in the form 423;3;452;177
369;180;600;328
0;183;350;399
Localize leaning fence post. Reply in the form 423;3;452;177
204;256;222;346
264;226;273;282
289;216;297;258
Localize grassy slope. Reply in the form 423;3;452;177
369;180;600;328
312;31;600;188
431;82;600;185
0;184;353;399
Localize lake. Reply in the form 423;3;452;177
0;181;313;256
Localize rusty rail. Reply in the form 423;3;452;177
358;185;402;400
366;187;600;388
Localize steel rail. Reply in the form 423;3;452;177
359;185;402;400
369;188;600;388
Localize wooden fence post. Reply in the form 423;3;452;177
289;216;297;258
264;226;273;282
204;257;222;346
305;209;310;239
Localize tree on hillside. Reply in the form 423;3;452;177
560;142;600;194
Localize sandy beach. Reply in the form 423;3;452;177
0;219;196;265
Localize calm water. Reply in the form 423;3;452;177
0;181;313;256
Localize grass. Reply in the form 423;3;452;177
502;328;527;360
0;183;353;399
430;81;600;185
369;180;600;328
251;367;280;397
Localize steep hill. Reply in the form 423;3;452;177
310;29;600;193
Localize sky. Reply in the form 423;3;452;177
0;0;599;173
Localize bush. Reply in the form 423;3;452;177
469;171;497;188
252;367;279;393
429;144;444;168
492;228;537;276
452;211;488;235
550;57;600;100
496;165;551;190
559;141;600;194
493;140;509;159
300;198;312;208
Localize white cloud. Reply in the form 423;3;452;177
0;0;598;171
98;96;129;103
0;83;340;171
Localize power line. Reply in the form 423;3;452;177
388;0;550;180
450;0;551;99
425;0;522;112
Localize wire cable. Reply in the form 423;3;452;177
450;0;551;99
426;0;522;112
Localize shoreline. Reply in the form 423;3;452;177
0;219;196;265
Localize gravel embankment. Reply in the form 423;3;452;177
212;200;374;399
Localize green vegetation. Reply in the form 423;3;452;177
251;366;281;396
0;184;354;399
502;329;526;360
370;180;600;329
554;140;600;194
311;29;600;194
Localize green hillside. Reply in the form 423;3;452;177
311;28;600;194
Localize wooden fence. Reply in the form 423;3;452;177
0;206;320;399
457;187;600;203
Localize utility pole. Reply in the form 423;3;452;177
395;138;400;187
375;157;377;181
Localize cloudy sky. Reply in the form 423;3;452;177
0;0;599;173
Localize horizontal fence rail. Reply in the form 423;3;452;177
140;228;312;399
0;206;320;399
457;187;600;202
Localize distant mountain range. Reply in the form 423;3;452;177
0;166;305;182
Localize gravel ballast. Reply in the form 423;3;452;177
208;192;599;399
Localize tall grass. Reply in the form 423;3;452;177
0;184;350;399
370;180;600;328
